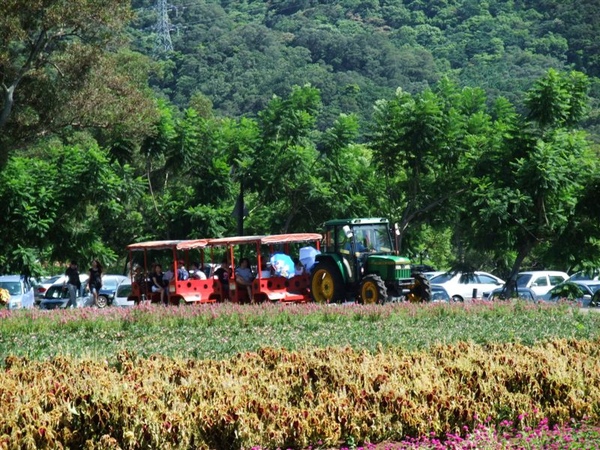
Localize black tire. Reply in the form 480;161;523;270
359;274;387;304
310;260;345;303
95;295;109;308
409;273;431;302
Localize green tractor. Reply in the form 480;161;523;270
310;218;431;304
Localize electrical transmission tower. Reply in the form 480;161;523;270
154;0;173;55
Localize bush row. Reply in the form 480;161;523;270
1;338;599;449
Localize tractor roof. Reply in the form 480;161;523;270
323;218;390;227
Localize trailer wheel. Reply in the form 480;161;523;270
310;260;345;303
359;275;387;304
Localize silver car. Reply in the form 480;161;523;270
39;274;91;310
0;275;35;309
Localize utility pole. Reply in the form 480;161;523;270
154;0;173;55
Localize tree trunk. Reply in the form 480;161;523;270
503;240;533;298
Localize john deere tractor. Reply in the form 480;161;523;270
310;218;431;304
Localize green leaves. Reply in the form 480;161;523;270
525;69;590;129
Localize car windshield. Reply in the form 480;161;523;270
516;274;531;287
430;273;454;283
117;284;132;297
0;281;21;296
587;284;600;293
103;279;119;290
46;275;61;284
569;270;600;281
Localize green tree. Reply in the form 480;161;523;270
0;139;145;274
0;0;156;165
369;78;481;253
466;70;596;293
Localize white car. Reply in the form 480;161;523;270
516;270;569;296
423;271;446;280
430;271;505;302
112;278;136;307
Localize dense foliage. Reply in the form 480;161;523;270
0;0;599;279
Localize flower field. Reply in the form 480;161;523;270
1;301;599;449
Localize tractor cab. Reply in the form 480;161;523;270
311;218;428;303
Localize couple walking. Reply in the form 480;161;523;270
63;259;103;308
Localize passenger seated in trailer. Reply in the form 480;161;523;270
132;264;148;302
260;260;272;278
190;262;207;280
151;264;166;304
235;257;255;301
177;260;189;280
162;263;174;304
293;258;305;276
213;259;230;300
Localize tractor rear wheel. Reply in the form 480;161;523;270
409;273;432;302
310;260;345;303
359;275;387;304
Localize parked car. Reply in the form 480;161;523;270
567;269;600;282
542;280;600;307
516;271;569;296
39;274;90;310
429;271;505;302
488;286;539;303
112;278;135;307
33;275;62;305
423;271;446;280
39;285;93;309
429;285;451;303
94;274;129;308
0;275;35;309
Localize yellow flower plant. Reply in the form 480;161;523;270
0;287;9;306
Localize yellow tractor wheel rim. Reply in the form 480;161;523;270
361;281;378;304
312;269;334;303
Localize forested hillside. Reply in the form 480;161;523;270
1;0;599;280
132;0;600;135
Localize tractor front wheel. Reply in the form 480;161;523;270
359;275;387;304
310;261;345;303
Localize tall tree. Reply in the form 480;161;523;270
369;78;480;252
466;70;596;293
0;0;156;165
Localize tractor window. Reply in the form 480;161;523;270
353;225;393;253
335;227;351;254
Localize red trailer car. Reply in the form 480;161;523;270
206;233;322;304
126;239;223;305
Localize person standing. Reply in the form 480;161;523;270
63;260;81;308
88;259;103;306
